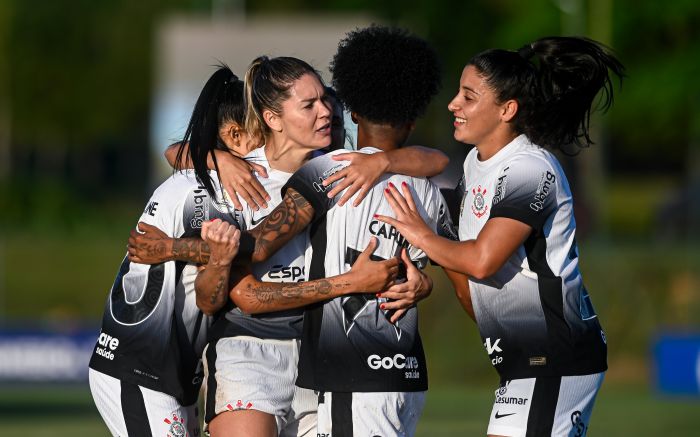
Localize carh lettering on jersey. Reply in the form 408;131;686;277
369;220;410;248
190;189;209;228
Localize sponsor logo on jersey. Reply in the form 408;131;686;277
144;201;159;216
571;410;587;436
367;354;421;379
484;337;503;366
95;332;119;361
191;189;209;229
312;164;345;193
494;382;529;405
492;167;509;205
163;413;186;437
250;213;268;226
266;265;305;282
494;411;516;419
212;188;238;213
369;220;410;247
530;171;556;212
471;185;489;218
529;356;547;366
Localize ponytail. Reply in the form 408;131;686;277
179;64;245;198
468;36;624;152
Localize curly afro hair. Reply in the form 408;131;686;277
330;25;441;126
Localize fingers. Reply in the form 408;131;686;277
358;237;378;260
330;152;355;163
390;308;407;324
351;185;371;207
322;167;349;187
400;181;418;212
373;214;398;229
384;182;410;215
336;182;363;207
325;172;354;199
223;184;244;210
249;162;269;179
400;248;418;274
238;181;269;211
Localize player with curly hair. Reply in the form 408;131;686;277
206;25;455;436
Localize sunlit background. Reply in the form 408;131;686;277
0;0;698;435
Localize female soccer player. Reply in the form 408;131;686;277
376;36;624;437
88;66;254;437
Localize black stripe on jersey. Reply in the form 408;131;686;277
296;218;327;389
524;232;571;373
204;343;218;425
331;392;353;437
121;381;151;437
525;376;561;437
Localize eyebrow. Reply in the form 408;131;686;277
462;86;479;95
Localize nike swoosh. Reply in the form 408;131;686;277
250;215;268;226
494;411;516;419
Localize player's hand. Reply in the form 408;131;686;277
375;181;435;250
127;222;173;264
201;219;241;267
377;248;433;323
348;237;400;293
217;152;270;211
322;152;391;207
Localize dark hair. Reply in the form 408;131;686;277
177;64;245;198
330;25;441;126
469;36;625;152
244;56;324;139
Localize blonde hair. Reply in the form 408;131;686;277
243;55;324;141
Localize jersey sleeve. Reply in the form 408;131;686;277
489;157;558;230
281;151;350;222
136;179;190;238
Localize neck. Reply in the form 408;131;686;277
264;134;314;173
356;122;410;152
475;130;519;161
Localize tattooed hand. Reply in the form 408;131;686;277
347;237;401;294
201;219;241;268
127;223;173;264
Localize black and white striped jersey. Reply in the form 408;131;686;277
284;148;457;392
89;170;241;405
458;134;607;380
209;146;309;341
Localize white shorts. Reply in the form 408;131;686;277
316;391;426;437
486;372;605;437
203;336;316;436
89;368;200;437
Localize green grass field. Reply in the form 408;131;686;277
0;383;696;436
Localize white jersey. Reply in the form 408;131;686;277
284;148;457;392
89;170;241;405
209;146;310;340
457;134;607;380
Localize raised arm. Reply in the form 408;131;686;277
320;146;449;207
163;142;270;211
376;182;531;279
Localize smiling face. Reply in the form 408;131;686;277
268;73;332;151
447;65;516;149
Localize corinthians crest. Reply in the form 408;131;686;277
471;185;489;218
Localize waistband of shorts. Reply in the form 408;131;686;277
214;335;300;347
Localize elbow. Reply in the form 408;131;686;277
468;258;499;281
434;151;449;173
228;288;256;315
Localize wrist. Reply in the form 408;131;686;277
207;256;233;269
377;151;392;174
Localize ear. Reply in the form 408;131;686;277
501;99;518;122
263;109;282;132
350;111;359;124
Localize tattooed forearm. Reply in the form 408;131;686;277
248;279;348;306
210;273;227;305
250;188;315;263
172;238;211;263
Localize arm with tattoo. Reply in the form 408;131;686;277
247;188;316;263
229;237;399;314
